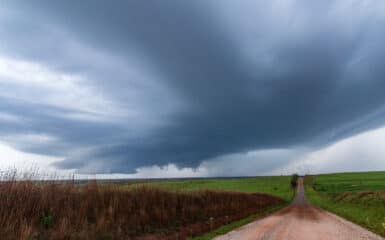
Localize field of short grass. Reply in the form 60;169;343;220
129;176;294;202
304;171;385;237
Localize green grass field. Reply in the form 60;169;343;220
130;176;294;202
305;171;385;237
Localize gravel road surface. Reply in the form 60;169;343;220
214;178;384;240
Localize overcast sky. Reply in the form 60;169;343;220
1;0;385;178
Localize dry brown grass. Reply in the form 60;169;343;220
0;176;283;240
334;192;353;201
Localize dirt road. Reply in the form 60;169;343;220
214;178;384;240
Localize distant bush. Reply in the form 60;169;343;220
290;174;299;188
0;174;283;240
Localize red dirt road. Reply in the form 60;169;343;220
214;178;384;240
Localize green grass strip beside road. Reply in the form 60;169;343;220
188;203;288;240
189;184;296;240
305;185;385;237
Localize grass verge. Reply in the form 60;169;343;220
305;173;385;237
188;203;288;240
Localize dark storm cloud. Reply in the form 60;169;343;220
1;0;385;173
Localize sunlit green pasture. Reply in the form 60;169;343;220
127;175;294;202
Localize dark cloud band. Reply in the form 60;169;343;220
1;0;385;173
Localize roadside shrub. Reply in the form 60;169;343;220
290;174;299;188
